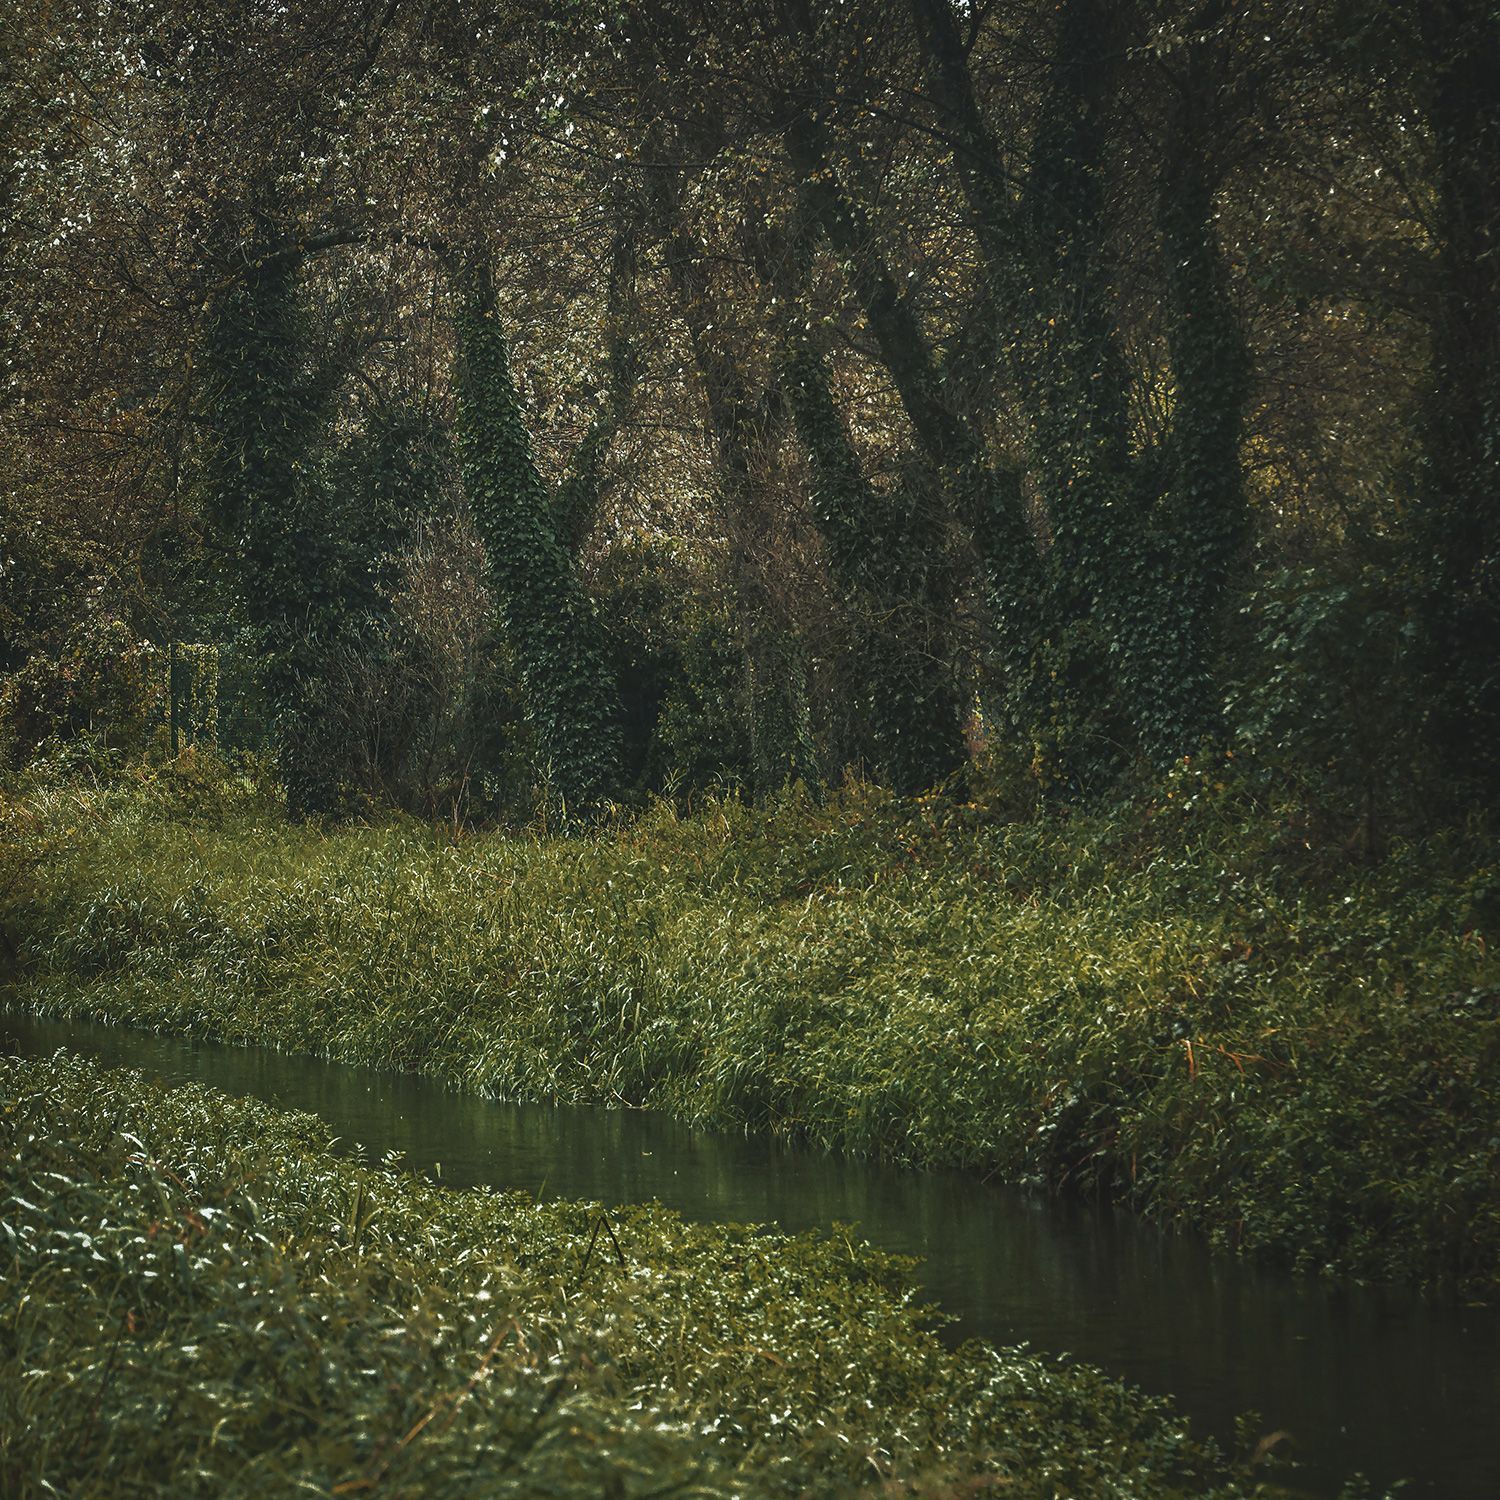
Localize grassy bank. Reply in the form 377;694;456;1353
3;762;1497;1294
1;1049;1301;1497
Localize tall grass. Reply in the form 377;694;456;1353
2;1050;1294;1497
4;759;1497;1292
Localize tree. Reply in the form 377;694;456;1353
202;237;358;816
454;249;625;811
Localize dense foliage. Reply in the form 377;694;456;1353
455;258;625;812
4;8;1495;1484
2;1049;1306;1497
4;0;1496;818
5;764;1495;1296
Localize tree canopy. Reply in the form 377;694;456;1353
4;0;1495;824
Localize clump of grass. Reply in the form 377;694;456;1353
3;763;1497;1293
2;1050;1290;1497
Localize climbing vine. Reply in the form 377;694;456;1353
781;338;963;793
1131;81;1252;763
453;256;624;812
202;239;356;818
907;0;1253;778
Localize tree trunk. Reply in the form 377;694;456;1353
650;161;820;795
453;252;624;812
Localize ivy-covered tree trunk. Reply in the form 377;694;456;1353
652;178;819;796
453;255;624;811
777;93;1044;754
902;0;1127;782
777;328;965;793
1134;73;1251;762
909;0;1129;779
910;0;1250;770
203;242;350;819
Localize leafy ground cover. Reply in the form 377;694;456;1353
2;758;1496;1294
1;1050;1302;1497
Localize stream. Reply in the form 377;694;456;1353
4;1007;1496;1497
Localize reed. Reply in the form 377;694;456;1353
4;759;1496;1293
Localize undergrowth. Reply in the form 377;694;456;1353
1;1050;1297;1497
2;755;1496;1294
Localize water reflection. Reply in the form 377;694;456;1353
4;1008;1494;1498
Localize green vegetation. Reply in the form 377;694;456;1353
455;254;625;812
5;762;1495;1297
5;1;1498;1486
3;1048;1297;1497
11;0;1500;822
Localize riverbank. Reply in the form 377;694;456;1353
3;1048;1298;1496
3;762;1496;1294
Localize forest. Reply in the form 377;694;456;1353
2;0;1498;1495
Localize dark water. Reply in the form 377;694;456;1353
4;1008;1496;1498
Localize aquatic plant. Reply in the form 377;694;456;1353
1;1050;1292;1497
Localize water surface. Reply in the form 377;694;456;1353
4;1008;1495;1497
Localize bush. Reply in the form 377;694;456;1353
1226;566;1432;846
0;612;163;767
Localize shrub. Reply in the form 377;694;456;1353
0;613;163;767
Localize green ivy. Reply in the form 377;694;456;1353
911;0;1252;781
453;259;624;813
202;241;358;819
782;339;964;793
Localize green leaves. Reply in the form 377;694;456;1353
781;340;964;794
455;258;625;815
2;1049;1283;1497
202;240;363;820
